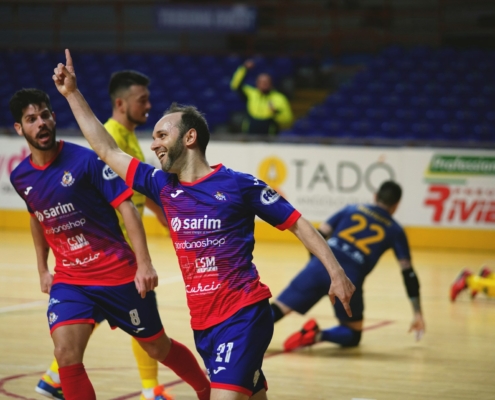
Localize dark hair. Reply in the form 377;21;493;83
108;70;150;106
164;103;210;154
9;89;52;123
376;180;402;207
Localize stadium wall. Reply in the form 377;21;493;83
1;137;493;251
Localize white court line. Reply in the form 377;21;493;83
0;275;183;314
0;300;46;314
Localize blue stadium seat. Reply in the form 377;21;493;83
320;120;348;137
410;121;434;140
365;107;390;121
474;123;495;142
292;118;319;135
379;121;405;139
440;122;465;141
350;120;375;137
455;110;479;124
395;108;419;123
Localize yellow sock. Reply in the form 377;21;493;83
48;358;59;375
467;275;495;297
131;336;159;389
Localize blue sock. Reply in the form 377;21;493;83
320;325;361;347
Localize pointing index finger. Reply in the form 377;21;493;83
65;48;73;69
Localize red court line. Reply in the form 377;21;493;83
1;320;394;399
0;372;44;400
363;320;394;331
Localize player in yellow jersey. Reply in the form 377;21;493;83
36;71;172;400
450;266;495;301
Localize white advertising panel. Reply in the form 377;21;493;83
2;137;493;230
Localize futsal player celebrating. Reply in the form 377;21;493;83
9;88;210;400
52;49;355;400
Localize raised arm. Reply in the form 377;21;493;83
30;216;52;294
117;199;158;298
289;216;355;316
399;258;425;341
52;49;131;180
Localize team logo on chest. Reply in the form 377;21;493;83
214;191;227;201
61;171;75;187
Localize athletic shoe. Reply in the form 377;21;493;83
35;376;64;400
283;318;320;351
140;384;174;400
471;266;493;299
450;269;472;302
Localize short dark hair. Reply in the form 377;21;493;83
108;70;150;106
376;180;402;207
164;103;210;154
9;89;52;123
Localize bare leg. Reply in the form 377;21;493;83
51;323;95;400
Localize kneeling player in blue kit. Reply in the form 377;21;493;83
271;181;426;351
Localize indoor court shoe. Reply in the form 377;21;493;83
283;318;320;351
35;376;64;399
471;266;493;299
140;384;174;400
450;269;472;302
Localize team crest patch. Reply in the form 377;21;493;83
61;171;75;187
214;191;227;201
260;186;280;205
48;312;58;325
102;164;118;180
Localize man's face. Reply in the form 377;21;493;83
256;74;272;94
14;103;57;151
151;112;186;173
122;85;151;126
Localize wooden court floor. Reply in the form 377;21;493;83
1;230;495;400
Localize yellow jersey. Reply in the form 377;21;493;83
104;118;146;244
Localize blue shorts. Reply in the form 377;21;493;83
193;299;273;397
47;282;164;341
277;256;365;322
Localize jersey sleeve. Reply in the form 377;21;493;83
237;172;300;230
125;158;169;206
9;170;34;213
392;225;411;261
87;153;133;208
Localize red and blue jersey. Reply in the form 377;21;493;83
10;141;136;286
126;160;301;330
326;204;411;275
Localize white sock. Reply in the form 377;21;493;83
142;387;154;399
46;370;60;384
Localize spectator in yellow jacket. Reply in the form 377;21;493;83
231;59;293;135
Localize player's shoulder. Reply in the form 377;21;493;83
389;216;405;233
10;155;31;181
342;203;360;214
63;142;102;168
219;165;259;186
